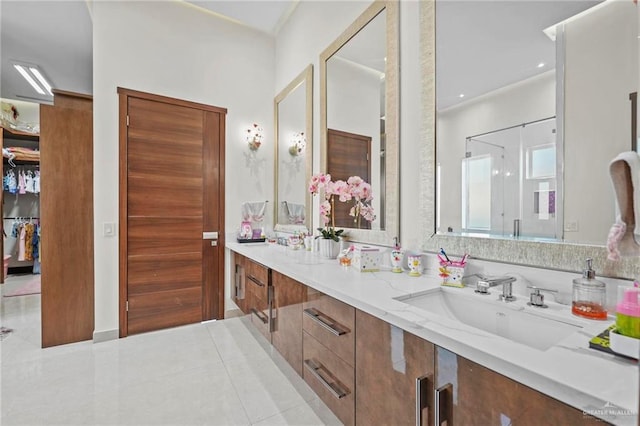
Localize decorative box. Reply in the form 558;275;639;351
610;329;639;360
352;245;381;272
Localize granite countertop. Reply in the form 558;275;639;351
227;241;638;425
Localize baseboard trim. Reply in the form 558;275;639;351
93;329;119;343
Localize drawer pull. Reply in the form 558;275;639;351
247;274;265;287
304;359;348;400
435;383;452;426
268;286;275;333
416;375;431;426
251;308;269;324
303;308;348;336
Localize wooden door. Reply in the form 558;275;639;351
355;310;435;426
40;91;94;347
119;88;225;336
327;129;371;229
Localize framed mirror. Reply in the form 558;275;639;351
420;0;639;279
274;65;313;233
320;0;399;245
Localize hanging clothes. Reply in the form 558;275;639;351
18;169;26;194
17;225;26;261
24;223;34;261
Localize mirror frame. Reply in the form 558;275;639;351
320;0;399;245
419;0;638;280
274;64;314;232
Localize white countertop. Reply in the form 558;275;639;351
227;241;638;425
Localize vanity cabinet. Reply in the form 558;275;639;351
302;288;356;426
271;270;305;375
245;258;271;342
229;250;613;425
355;310;435;426
434;347;606;426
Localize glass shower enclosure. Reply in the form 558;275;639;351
461;117;560;240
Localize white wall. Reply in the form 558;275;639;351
564;0;638;244
93;1;275;334
437;72;556;236
275;0;423;249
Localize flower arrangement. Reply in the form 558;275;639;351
246;123;264;151
309;173;376;241
288;132;306;156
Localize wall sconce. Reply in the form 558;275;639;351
246;123;264;151
288;132;306;156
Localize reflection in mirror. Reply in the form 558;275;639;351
435;0;637;245
326;10;385;230
321;1;399;245
274;65;313;233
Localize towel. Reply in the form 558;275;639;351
241;201;267;223
607;151;640;260
283;202;305;224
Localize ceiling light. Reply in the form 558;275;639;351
29;67;53;96
459;94;465;98
537;62;545;68
14;65;45;95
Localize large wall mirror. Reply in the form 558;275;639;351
320;0;399;245
274;65;313;233
421;0;639;278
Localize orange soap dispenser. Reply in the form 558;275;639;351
572;258;608;320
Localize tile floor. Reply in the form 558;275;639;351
0;274;341;425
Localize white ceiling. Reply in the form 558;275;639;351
187;0;298;34
436;0;602;110
1;1;93;103
0;1;605;109
0;0;296;104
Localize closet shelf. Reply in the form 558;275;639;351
2;126;39;142
3;159;39;166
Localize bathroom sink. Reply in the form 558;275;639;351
395;288;583;351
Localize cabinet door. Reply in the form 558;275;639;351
232;253;249;314
272;271;305;375
435;347;606;426
356;310;435;426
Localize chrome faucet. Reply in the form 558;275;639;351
475;276;517;302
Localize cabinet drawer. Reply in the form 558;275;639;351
303;331;354;426
303;289;355;366
246;259;270;291
249;288;272;343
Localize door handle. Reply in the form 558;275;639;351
435;383;453;426
416;375;431;426
202;231;219;240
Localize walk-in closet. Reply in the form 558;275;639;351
1;102;41;290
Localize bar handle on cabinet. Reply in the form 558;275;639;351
235;265;245;300
247;274;265;287
303;308;348;336
268;285;275;333
435;383;452;426
416;375;431;426
250;308;268;324
303;359;348;400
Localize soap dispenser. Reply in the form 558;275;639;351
572;258;608;320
